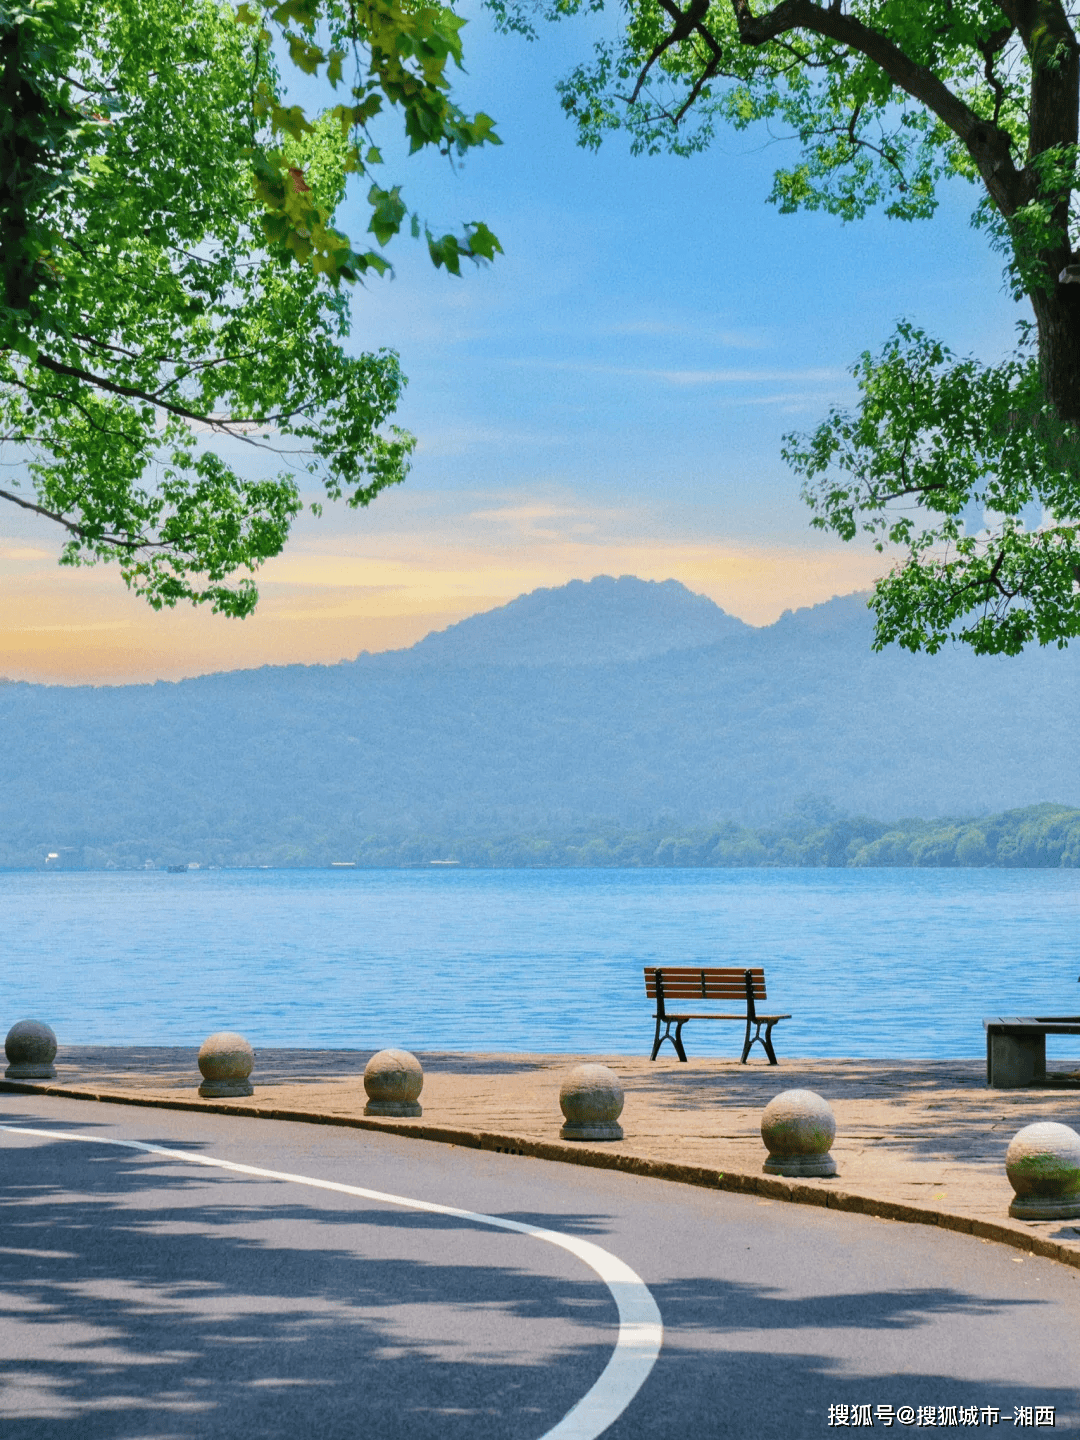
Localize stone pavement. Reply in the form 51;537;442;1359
6;1048;1080;1270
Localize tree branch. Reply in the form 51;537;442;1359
27;352;305;439
2;368;145;446
728;0;1027;215
946;545;1019;605
0;485;153;551
976;24;1014;129
33;353;232;424
630;0;721;106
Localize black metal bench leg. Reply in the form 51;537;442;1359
740;1016;753;1064
762;1021;779;1065
741;1020;780;1065
651;1017;687;1061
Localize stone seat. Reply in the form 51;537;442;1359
983;1016;1080;1088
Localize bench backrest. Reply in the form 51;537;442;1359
644;966;766;1007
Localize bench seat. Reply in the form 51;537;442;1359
660;1011;789;1022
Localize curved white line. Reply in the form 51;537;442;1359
1;1125;662;1440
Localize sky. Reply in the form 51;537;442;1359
0;6;1025;685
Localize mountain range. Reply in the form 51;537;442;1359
4;573;1080;867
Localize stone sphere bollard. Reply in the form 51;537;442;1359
1005;1121;1080;1220
364;1049;423;1116
4;1019;57;1080
559;1063;624;1142
761;1089;838;1177
197;1032;254;1098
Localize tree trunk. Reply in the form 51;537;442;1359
1031;283;1080;428
0;21;38;313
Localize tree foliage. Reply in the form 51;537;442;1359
0;0;500;613
491;0;1080;653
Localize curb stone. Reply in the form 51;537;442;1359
4;1078;1080;1270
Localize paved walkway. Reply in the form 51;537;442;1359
6;1048;1080;1269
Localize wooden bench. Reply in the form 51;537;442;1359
644;966;791;1064
983;1016;1080;1088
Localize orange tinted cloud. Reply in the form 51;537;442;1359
0;491;888;685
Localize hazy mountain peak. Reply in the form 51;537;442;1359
767;591;876;640
404;574;749;667
7;579;1080;871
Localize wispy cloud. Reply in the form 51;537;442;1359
569;318;771;350
466;498;622;538
0;543;52;561
414;423;574;458
713;390;843;411
654;366;843;386
500;356;845;386
12;620;132;634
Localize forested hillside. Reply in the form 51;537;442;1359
4;575;1080;869
383;803;1080;870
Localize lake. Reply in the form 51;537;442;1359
4;867;1080;1059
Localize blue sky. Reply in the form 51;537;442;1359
355;4;1018;527
0;4;1025;683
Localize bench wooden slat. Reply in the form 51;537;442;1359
646;984;760;998
642;968;765;976
646;974;763;984
646;986;767;999
645;970;765;980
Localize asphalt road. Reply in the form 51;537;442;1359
2;1093;1079;1439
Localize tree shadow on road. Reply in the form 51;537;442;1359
0;1123;611;1440
2;1115;1076;1440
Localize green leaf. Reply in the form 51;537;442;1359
427;232;462;274
367;184;406;246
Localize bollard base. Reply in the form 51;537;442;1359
764;1152;838;1178
560;1122;624;1142
5;1064;56;1080
365;1100;422;1116
198;1079;254;1098
1008;1194;1080;1220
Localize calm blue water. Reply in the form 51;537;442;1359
3;868;1080;1058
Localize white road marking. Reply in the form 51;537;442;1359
1;1124;662;1440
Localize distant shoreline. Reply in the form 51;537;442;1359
14;800;1080;871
